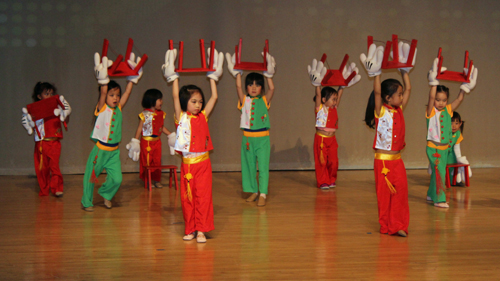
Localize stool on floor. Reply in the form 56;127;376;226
145;165;178;191
445;163;470;188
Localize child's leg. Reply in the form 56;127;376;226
426;147;447;203
97;150;122;201
181;162;196;235
254;136;270;195
46;140;63;194
313;134;329;188
192;160;214;233
139;139;148;182
150;140;162;182
386;159;409;235
241;137;258;193
374;159;390;234
82;146;103;208
326;136;339;185
447;148;457;180
34;142;50;196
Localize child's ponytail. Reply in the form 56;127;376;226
364;91;376;129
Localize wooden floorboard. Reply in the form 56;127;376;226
0;169;499;280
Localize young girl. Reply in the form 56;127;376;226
162;47;223;243
447;112;471;185
225;52;276;207
81;53;142;212
426;59;477;207
21;82;71;197
361;43;413;237
125;89;176;188
307;58;360;189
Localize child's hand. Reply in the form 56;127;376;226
307;58;327;87
460;66;478;93
360;44;384;77
207;48;224;81
262;52;276;78
125;138;140;161
390;42;417;73
340;62;361;88
167;132;177;155
225;53;243;78
126;52;143;84
162;49;179;83
53;95;71;122
21;107;35;135
428;58;447;86
94;53;113;85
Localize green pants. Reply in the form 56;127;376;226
447;148;457;177
426;146;448;203
241;135;270;194
82;145;122;208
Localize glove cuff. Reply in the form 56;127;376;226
98;78;110;85
131;138;140;144
368;71;381;77
167;74;179;83
460;84;471;93
263;72;274;78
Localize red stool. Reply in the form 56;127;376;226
445;163;470;188
145;165;178;191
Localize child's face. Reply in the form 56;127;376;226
106;87;121;108
451;119;462;133
434;92;448;111
246;81;262;97
154;99;163;110
187;92;203;115
37;89;54;100
387;86;403;107
322;94;338;108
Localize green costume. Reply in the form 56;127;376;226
447;130;463;176
82;104;123;208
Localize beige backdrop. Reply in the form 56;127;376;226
2;0;499;175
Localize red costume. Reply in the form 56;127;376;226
373;105;409;235
34;116;64;196
138;109;165;182
314;105;339;187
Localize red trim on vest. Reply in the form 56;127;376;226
373;104;405;151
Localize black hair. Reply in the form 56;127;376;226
451;111;465;133
179;85;205;112
92;80;122;127
32;82;57;102
436;85;450;99
313;87;338;103
364;79;403;129
142;89;163;109
245;72;265;94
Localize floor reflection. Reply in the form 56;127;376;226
314;189;338;276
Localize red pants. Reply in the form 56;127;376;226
374;158;409;235
34;140;63;196
180;158;214;234
314;133;338;187
139;138;162;182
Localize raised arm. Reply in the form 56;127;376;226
120;52;144;108
97;84;108;110
336;88;344;107
427;86;437;117
427;58;441;116
314;86;322;108
172;79;182;122
263;52;276;103
94;52;111;110
360;44;384;116
337;61;361;108
162;49;181;121
400;70;411;110
374;75;382;116
450;89;465;111
235;73;245;105
119;81;134;108
265;77;275;103
204;79;218;117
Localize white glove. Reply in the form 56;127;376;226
460;66;478;93
125;138;140;161
94;53;113;85
457;156;472;178
390;41;417;73
167;132;177;155
21;107;35;135
360;44;384;77
162;49;179;83
207;48;224;81
262;52;276;78
53;95;71;122
340;62;361;88
307;58;327;87
126;52;143;84
428;58;447;86
225;53;243;78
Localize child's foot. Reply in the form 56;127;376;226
154;181;163;188
55;192;64;197
196;232;207;243
319;184;329;190
426;196;433;202
246;193;259;202
183;232;195;241
329;182;336;188
434;202;449;208
82;204;94;212
257;194;266;207
104;199;112;209
397;230;407;237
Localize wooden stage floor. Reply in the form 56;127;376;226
1;168;499;280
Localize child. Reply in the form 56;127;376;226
307;58;361;190
361;43;413;237
426;59;477;207
225;52;276;207
162;47;223;243
125;89;176;188
447;112;471;185
81;53;142;212
21;82;71;197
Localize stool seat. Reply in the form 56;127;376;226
445;163;470;188
145;165;178;191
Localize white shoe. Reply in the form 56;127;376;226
196;232;207;243
183;233;195;241
434;202;449;208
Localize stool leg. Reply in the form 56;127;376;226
174;168;178;190
465;166;470;187
452;167;458;186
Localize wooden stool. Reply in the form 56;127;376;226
445;163;470;188
145;165;178;191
